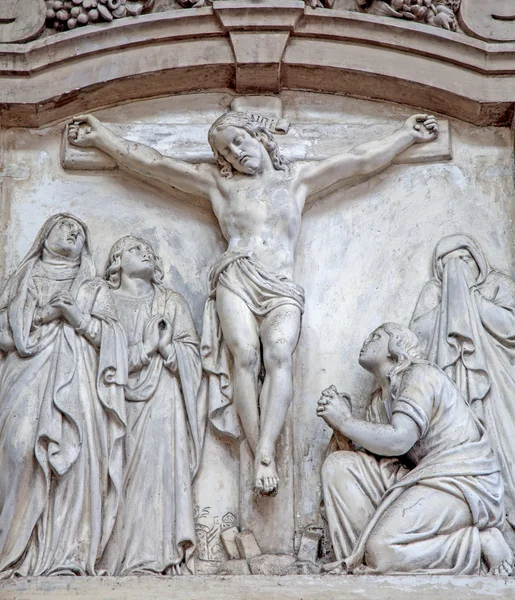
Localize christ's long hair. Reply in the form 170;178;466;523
105;235;164;289
208;111;289;178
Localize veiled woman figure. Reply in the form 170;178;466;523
0;214;127;578
410;234;515;544
102;236;204;576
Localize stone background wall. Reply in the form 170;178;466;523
2;89;513;547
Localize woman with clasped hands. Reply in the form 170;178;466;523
317;323;512;576
0;214;127;578
100;236;204;576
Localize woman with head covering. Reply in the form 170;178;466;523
0;214;127;578
101;235;204;576
411;233;515;547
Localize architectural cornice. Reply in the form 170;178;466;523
1;3;514;127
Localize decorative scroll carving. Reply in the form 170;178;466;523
410;234;515;552
459;0;515;42
0;0;46;43
356;0;460;31
44;0;154;32
318;323;512;576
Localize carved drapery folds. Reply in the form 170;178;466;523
3;0;515;590
356;0;460;30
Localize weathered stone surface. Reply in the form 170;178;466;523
217;560;251;576
296;561;320;575
2;576;515;599
0;0;46;43
221;527;240;560
459;0;515;42
297;530;323;563
1;4;515;126
249;554;298;576
235;532;261;561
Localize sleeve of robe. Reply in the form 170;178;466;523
166;291;206;479
410;280;442;358
393;365;434;439
0;309;14;353
474;271;515;346
88;279;128;554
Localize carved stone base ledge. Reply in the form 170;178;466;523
2;575;515;600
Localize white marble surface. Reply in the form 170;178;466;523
2;90;514;552
2;575;515;599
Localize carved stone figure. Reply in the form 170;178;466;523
356;0;459;31
410;234;515;548
317;323;511;575
67;110;438;497
0;214;127;578
101;236;205;576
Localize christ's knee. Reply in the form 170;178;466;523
232;344;260;373
263;343;293;373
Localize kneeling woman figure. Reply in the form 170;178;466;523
318;323;512;576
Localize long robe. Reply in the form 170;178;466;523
322;362;504;575
0;216;127;577
410;234;515;535
103;284;203;576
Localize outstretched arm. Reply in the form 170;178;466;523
298;115;438;199
68;115;215;199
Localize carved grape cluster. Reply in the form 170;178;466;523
357;0;459;30
44;0;154;31
393;0;457;29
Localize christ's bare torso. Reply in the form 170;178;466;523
209;166;303;278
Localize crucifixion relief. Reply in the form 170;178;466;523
67;109;439;497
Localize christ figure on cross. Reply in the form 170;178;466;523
68;110;438;497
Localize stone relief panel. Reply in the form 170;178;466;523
1;91;515;579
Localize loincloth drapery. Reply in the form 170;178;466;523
200;250;305;439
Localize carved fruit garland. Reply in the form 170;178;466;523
357;0;460;31
45;0;154;31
